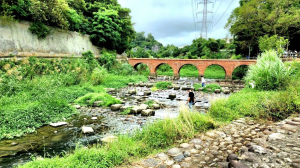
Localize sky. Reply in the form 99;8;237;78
118;0;240;47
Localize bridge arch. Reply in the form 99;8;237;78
232;65;249;80
178;64;199;78
204;64;226;79
155;63;174;76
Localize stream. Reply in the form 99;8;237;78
0;78;237;168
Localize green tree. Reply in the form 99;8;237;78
226;0;300;56
258;35;289;54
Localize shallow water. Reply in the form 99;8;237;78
0;78;231;168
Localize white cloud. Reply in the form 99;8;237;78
118;0;240;46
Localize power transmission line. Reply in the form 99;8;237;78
214;0;234;27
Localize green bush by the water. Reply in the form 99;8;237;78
245;50;292;91
75;93;121;107
155;81;172;90
194;83;202;91
202;84;222;93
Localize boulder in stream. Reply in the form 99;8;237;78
50;122;68;127
214;89;221;93
82;126;94;134
152;104;160;109
146;83;153;87
169;94;176;100
141;109;155;116
93;101;103;107
128;90;136;95
111;104;124;111
173;85;180;90
120;106;132;112
144;91;151;96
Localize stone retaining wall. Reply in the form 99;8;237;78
0;20;100;58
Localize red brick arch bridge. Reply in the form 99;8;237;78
128;58;256;80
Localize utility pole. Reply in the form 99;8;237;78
195;0;213;39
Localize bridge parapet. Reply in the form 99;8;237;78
128;58;256;80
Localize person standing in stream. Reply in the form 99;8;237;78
187;89;195;110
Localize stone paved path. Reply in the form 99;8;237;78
120;115;300;168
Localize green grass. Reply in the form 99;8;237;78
194;83;202;91
202;84;222;93
154;81;172;90
75;93;121;107
20;106;216;168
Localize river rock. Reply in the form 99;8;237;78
282;124;298;131
214;89;221;93
92;101;103;107
179;143;190;149
128;83;133;86
174;154;185;162
105;88;116;92
228;160;248;168
141;109;155;116
153;104;160;109
50;122;68;127
140;104;149;110
167;85;173;89
82;126;94;134
130;108;141;114
248;145;269;154
128;90;136;95
169;94;176;100
292;118;300;122
227;154;239;162
173;85;180;90
91;117;97;120
218;162;229;168
134;83;139;87
111;104;124;111
120;106;132;112
267;133;285;141
167;148;182;156
73;105;81;109
144;91;151;96
140;83;146;87
189;138;202;145
101;135;117;143
146;83;153;87
157;153;168;161
181;86;190;90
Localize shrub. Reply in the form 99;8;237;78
29;22;50;39
155;81;172;90
91;67;107;85
99;51;116;71
194;83;202;91
75;93;121;107
244;50;292;91
202;84;222;93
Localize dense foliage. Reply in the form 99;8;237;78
130;32;235;59
245;50;292;91
0;52;147;140
0;0;135;53
226;0;300;56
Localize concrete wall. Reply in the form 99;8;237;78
0;21;100;58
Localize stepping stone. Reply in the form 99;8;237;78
82;126;94;134
167;148;182;156
50;122;68;127
248;145;269;154
111;104;124;111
